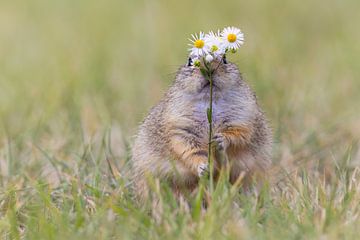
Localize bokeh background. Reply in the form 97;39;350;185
1;0;360;238
0;0;360;198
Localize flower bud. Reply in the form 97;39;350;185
205;54;214;63
193;59;201;67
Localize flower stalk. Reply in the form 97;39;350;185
188;26;245;194
203;62;215;193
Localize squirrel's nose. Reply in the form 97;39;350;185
207;59;224;70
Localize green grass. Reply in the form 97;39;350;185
0;0;360;239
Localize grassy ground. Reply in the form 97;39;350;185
0;0;360;239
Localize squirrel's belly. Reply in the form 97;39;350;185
193;100;227;126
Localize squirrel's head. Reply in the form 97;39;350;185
173;57;242;95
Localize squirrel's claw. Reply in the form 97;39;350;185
212;133;229;151
197;162;209;177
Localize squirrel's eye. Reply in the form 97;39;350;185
222;55;228;64
187;57;192;67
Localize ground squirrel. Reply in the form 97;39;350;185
131;58;272;202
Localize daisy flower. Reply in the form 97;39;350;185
204;30;225;58
188;32;208;57
221;26;244;50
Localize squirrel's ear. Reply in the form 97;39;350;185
187;57;192;67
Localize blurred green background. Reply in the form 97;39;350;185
1;1;360;239
0;0;360;177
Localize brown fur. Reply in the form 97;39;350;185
130;60;272;202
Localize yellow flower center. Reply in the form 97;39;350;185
194;39;204;49
211;45;218;52
227;33;237;43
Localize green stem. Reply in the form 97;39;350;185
208;72;214;194
203;60;214;194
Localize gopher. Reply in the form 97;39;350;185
130;57;272;202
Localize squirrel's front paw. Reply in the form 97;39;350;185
197;162;209;177
212;133;229;151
